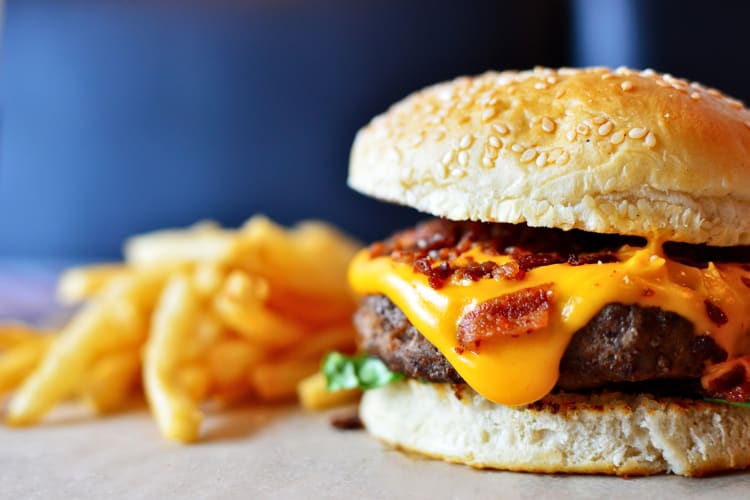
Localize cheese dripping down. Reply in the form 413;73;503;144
348;241;750;406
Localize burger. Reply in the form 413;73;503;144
336;67;750;476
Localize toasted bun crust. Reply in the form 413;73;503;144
360;381;750;476
349;67;750;246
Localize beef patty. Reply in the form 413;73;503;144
354;294;727;391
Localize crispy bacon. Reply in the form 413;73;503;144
702;356;750;402
368;219;646;290
704;299;728;326
457;284;553;350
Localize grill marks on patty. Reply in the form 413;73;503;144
354;295;726;391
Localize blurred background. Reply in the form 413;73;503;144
2;0;750;259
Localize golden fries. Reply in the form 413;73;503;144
2;215;362;442
7;273;158;426
125;222;237;267
81;349;141;413
234;216;359;303
297;372;361;411
0;324;54;350
143;274;203;443
0;336;53;395
249;358;321;402
57;264;128;304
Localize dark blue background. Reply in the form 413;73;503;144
1;0;748;258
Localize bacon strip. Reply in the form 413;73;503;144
702;355;750;402
457;284;553;350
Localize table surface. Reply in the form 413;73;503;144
2;262;750;499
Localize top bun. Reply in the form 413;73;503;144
348;67;750;246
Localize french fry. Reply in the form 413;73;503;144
0;337;53;395
249;358;320;402
233;216;360;303
2;215;363;441
297;372;361;411
182;313;227;361
6;273;159;426
143;274;203;443
0;324;54;350
265;287;356;328
179;364;212;403
208;339;265;387
191;262;227;300
125;222;237;267
81;349;141;413
281;324;357;362
221;270;269;304
57;264;128;304
213;293;307;348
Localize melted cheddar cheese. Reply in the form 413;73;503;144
349;242;750;406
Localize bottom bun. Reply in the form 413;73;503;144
360;380;750;476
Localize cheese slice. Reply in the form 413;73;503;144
349;242;750;406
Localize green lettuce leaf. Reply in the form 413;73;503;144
704;398;750;409
323;352;404;391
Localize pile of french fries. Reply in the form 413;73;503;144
0;216;362;442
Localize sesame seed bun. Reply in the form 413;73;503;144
360;380;750;477
348;67;750;246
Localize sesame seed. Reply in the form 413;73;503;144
541;117;556;133
546;76;558;85
565;129;576;142
644;132;656;148
410;132;425;147
671;83;687;93
441;150;455;165
592;116;608;125
482;156;494;168
432;130;446;142
511;143;525;153
690;92;701;101
459;134;473;149
485;145;498;159
450;167;466;178
707;88;722;98
641;69;656;77
576;123;590;136
655;79;670;88
556;150;569;165
488;136;501;148
628;127;647;139
727;98;744;110
548;148;562;161
520;149;537;162
493;123;510;136
601;73;615;80
597;121;614;136
481;108;496;122
458;150;469;166
554;88;566;99
536;152;547;167
610;130;625;144
620;81;634;91
534;82;547;90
